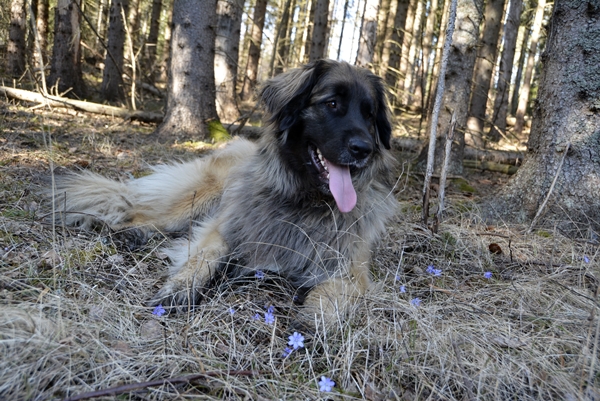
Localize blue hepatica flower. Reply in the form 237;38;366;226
152;304;166;316
266;305;275;314
410;298;422;307
255;270;265;279
229;308;236;315
253;313;261;321
264;312;275;325
426;265;442;276
288;332;305;349
584;255;590;264
484;271;493;279
318;376;335;392
399;285;406;293
282;347;293;358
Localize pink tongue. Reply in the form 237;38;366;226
325;159;357;213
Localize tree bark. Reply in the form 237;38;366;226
491;0;600;237
419;0;439;115
488;0;523;142
416;0;484;175
308;0;330;61
215;0;243;122
355;0;378;67
466;0;506;147
101;0;128;102
33;0;50;68
240;0;267;101
401;0;425;106
372;0;391;73
144;0;162;84
8;0;27;76
383;0;410;94
514;0;547;135
47;0;85;98
154;0;220;141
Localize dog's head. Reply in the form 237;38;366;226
260;59;392;213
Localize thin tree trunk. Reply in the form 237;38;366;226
416;0;484;176
8;0;27;76
154;0;219;141
215;0;243;122
355;0;378;67
397;0;418;96
419;0;439;116
466;0;506;148
101;0;128;102
240;0;267;100
383;0;410;97
144;0;162;84
157;3;172;83
514;0;546;135
33;0;49;68
336;0;350;60
273;0;293;75
402;0;424;106
509;20;530;115
488;0;522;141
308;0;330;61
47;0;85;97
372;0;391;72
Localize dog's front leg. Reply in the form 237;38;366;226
300;259;373;328
149;218;227;311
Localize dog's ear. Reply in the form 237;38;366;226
369;74;392;150
260;60;332;132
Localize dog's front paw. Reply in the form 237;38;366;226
147;277;206;312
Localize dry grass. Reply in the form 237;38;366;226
1;103;599;400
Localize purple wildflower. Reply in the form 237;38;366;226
426;265;442;276
584;255;590;264
318;376;335;392
484;271;493;279
253;313;262;321
264;312;275;325
410;298;422;307
282;347;293;358
152;304;166;316
288;332;305;349
399;285;406;293
255;270;265;279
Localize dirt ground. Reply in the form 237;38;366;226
1;100;598;400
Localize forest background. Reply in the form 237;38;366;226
0;0;599;400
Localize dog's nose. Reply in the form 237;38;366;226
348;138;373;160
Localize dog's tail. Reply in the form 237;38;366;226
48;138;257;234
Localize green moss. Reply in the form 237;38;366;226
536;230;552;238
207;120;231;143
453;178;476;194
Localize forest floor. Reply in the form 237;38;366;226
1;98;599;400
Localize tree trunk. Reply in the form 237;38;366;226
101;0;128;102
308;0;330;61
383;0;410;94
8;0;27;76
240;0;267;101
416;0;484;175
33;0;50;68
514;0;547;135
372;0;391;72
509;18;530;115
215;0;243;122
144;0;162;84
336;0;351;61
419;0;439;115
154;0;219;141
488;0;522;142
272;0;293;75
401;0;425;106
157;3;172;83
47;0;85;97
466;0;506;147
491;0;600;237
396;0;418;95
355;0;378;67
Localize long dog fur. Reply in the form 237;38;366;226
51;60;398;326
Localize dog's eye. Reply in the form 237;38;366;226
325;100;337;109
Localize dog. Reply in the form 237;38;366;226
51;59;398;326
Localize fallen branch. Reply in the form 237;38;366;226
463;159;519;175
62;370;261;401
0;86;163;123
